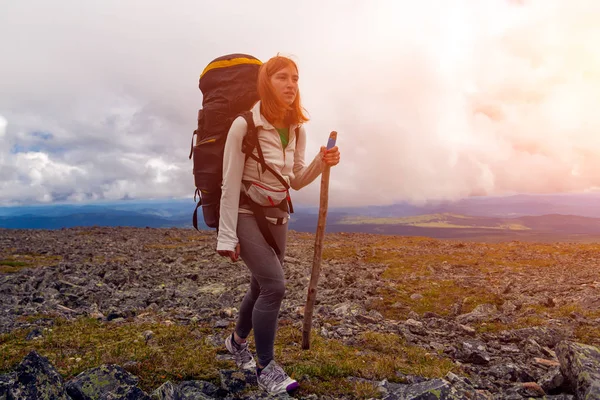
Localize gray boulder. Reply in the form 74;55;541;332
219;369;257;394
383;378;468;400
1;350;69;400
65;364;150;399
150;379;226;400
150;381;182;400
498;327;567;347
456;340;490;365
456;304;500;325
556;341;600;400
178;380;223;399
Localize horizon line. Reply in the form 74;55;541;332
2;190;600;209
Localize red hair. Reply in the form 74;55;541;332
257;55;309;126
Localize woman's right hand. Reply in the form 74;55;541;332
217;243;241;262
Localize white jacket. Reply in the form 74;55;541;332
216;101;325;252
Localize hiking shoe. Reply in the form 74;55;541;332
257;359;299;395
225;333;256;370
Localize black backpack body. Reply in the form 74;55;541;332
189;53;262;229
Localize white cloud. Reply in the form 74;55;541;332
145;158;181;184
1;0;600;207
0;115;6;138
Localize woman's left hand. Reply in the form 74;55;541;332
321;146;340;167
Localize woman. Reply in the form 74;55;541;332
216;54;341;395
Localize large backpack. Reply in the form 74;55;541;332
189;53;295;254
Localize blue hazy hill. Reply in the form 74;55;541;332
3;193;600;242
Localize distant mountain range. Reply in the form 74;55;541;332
2;193;600;242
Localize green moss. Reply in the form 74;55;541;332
0;316;457;399
0;316;227;393
323;244;358;261
0;260;29;267
370;279;503;320
575;326;600;345
0;254;62;273
0;260;30;273
273;326;457;398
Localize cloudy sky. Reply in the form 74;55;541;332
1;0;599;207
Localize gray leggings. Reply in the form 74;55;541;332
235;213;288;367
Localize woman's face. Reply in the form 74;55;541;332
270;65;298;106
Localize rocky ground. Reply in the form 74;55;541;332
1;227;600;399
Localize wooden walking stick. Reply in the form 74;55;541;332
302;131;337;350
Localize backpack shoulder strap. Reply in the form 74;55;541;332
240;111;256;136
239;112;291;191
240;111;262;165
294;125;300;152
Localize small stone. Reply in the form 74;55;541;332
544;297;556;308
143;330;154;342
459;324;476;336
520;382;545;397
163;320;173;326
214;319;230;328
405;319;424;332
89;311;105;320
385;378;457;398
410;293;423;301
220;308;234;318
457;303;499;324
534;357;560;367
367;310;384;320
429;342;446;352
459;340;490;365
26;328;43;341
542;346;557;359
501;280;514;294
539;367;564;393
408;311;420;320
377;381;389;395
301;394;319;400
106;312;122;321
450;302;462;316
355;314;378;324
488;363;533;382
501;344;521;353
445;371;473;385
151;381;180;399
333;302;362;317
336;326;353;336
501;301;518;314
